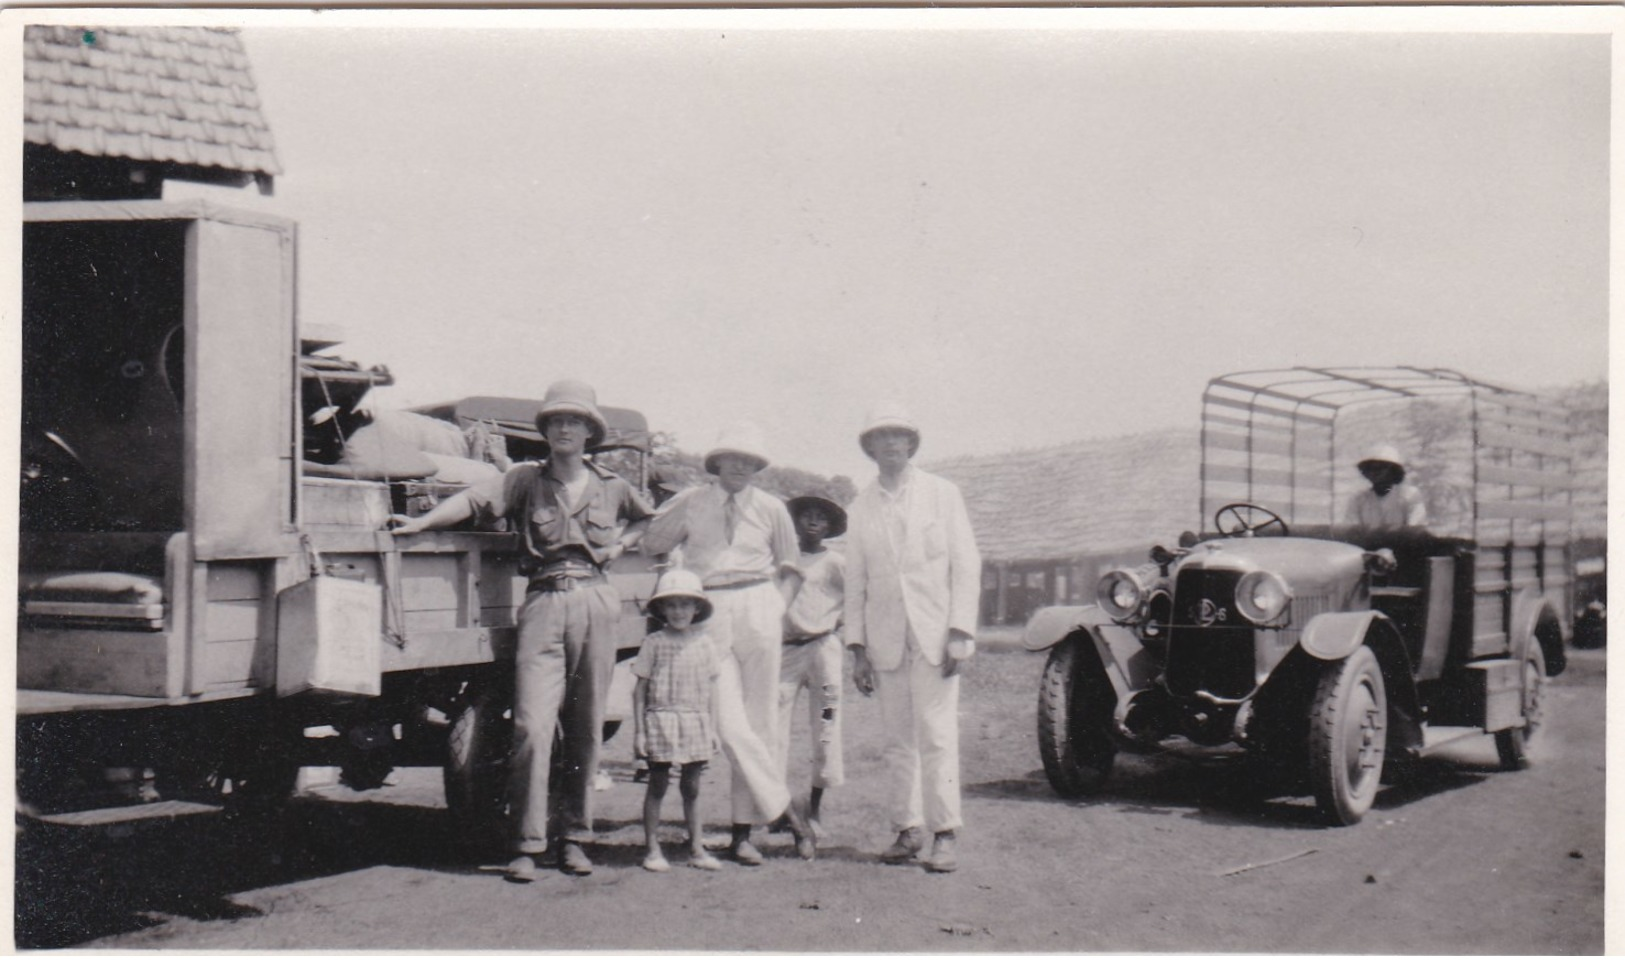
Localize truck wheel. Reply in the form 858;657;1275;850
1037;636;1116;797
444;684;513;854
1309;645;1386;826
1494;644;1546;770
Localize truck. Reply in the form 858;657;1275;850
17;199;658;847
1024;367;1574;825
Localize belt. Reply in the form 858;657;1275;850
528;571;607;593
784;629;835;647
704;577;771;591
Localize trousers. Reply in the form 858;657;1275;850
776;633;845;789
707;580;791;824
874;641;963;834
509;582;620;854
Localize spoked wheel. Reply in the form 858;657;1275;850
1309;645;1387;826
1037;636;1117;797
1495;643;1547;771
444;682;514;855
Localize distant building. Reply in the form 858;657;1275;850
930;429;1200;627
23;25;281;200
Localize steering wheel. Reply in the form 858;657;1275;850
1214;503;1290;538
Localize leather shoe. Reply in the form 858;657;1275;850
505;854;538;884
879;827;925;864
559;842;595;876
925;831;958;873
729;839;765;866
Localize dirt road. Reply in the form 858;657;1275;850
16;644;1605;953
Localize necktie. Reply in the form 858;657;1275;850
724;494;738;544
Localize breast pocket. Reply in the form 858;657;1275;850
529;504;563;541
583;502;620;546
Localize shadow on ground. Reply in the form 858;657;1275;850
14;797;476;949
966;752;1492;831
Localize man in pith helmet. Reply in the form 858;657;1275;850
390;379;653;881
1345;443;1427;530
642;420;816;864
844;401;981;873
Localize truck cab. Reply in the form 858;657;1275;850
1026;367;1573;825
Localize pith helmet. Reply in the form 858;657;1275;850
534;379;608;450
1358;443;1407;478
859;401;921;459
788;495;848;539
649;568;713;624
704;421;771;475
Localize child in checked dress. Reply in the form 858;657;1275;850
633;569;724;872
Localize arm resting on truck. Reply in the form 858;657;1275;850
389;490;475;536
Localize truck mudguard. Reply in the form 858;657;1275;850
1511;589;1566;677
1022;604;1158;699
1299;609;1423;754
1300;610;1391;662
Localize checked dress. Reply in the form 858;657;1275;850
633;628;722;764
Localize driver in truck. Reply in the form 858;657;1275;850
1346;444;1427;531
388;378;653;882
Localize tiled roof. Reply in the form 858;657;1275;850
928;429;1201;564
23;25;281;176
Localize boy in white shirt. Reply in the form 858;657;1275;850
776;496;848;837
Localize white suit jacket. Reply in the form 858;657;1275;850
844;466;982;671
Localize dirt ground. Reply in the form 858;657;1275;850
15;636;1606;953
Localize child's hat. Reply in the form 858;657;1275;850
788;495;847;539
649;568;713;624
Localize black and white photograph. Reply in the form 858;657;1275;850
7;6;1615;953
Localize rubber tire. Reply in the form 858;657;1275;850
444;684;513;854
1037;636;1117;797
1494;643;1547;771
1308;645;1387;826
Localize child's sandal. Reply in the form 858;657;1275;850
643;852;671;873
689;850;722;871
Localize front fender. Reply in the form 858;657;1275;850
1298;610;1422;755
1300;610;1390;662
1023;605;1109;652
1025;605;1158;698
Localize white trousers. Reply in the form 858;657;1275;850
775;633;845;790
708;581;791;825
874;644;963;834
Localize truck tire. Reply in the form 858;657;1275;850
1494;643;1546;770
1309;645;1387;826
444;684;513;854
1037;635;1116;797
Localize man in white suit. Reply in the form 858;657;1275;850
845;403;981;873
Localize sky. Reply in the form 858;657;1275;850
153;9;1611;483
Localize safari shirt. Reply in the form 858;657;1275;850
1345;484;1427;530
465;460;653;568
643;483;798;588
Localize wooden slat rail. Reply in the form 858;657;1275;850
1205;430;1295;457
1477;465;1579;490
1204;391;1336;425
1477;501;1571;522
1478;426;1575;460
1477;406;1571;435
1204;463;1325;489
1202;411;1302;436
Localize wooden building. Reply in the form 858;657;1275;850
930;429;1200;627
24;25;281;201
